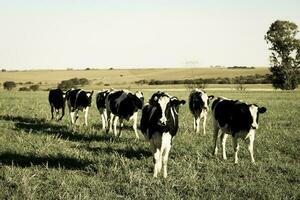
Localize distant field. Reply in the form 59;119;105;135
0;90;299;199
0;68;270;89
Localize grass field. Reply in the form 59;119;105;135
0;89;299;199
0;68;269;90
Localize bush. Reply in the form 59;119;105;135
3;81;16;90
30;84;39;91
19;87;30;91
57;77;89;90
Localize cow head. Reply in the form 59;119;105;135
149;92;185;131
249;104;267;129
191;89;214;111
134;91;144;109
86;90;94;106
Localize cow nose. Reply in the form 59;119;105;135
159;117;167;126
251;125;258;129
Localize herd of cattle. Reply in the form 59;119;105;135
48;88;267;178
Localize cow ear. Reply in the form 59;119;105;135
91;90;94;96
172;99;186;106
208;95;214;100
258;107;267;113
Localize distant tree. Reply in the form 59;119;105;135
3;81;16;90
30;84;39;91
265;20;300;90
1;69;6;72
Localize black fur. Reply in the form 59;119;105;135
66;89;93;112
48;88;66;120
107;90;144;120
212;98;267;135
96;90;110;110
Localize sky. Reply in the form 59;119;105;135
0;0;299;70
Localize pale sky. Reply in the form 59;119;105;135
0;0;299;70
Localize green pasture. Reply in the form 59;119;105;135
0;90;299;199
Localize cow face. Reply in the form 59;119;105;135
149;92;185;130
249;105;267;129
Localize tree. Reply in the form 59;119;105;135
265;20;300;90
3;81;16;90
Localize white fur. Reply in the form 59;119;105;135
249;105;259;129
158;96;170;125
150;132;172;178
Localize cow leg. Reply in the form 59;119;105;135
202;112;207;135
84;107;89;126
50;106;54;120
151;132;162;178
113;116;119;137
196;116;200;134
74;110;79;124
153;148;162;178
221;133;228;160
193;117;196;132
70;111;75;124
248;131;256;163
59;106;65;121
232;137;240;164
108;113;114;133
132;112;139;139
213;123;219;155
162;132;172;178
55;109;59;121
118;118;124;137
100;109;107;130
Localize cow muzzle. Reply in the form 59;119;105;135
251;124;258;129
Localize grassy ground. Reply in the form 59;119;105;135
0;90;299;199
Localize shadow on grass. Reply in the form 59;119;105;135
0;152;94;170
86;146;152;160
0;114;111;143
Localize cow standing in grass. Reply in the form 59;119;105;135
48;88;66;121
212;97;267;163
66;89;93;126
96;89;111;130
189;89;214;134
140;91;186;178
105;89;144;139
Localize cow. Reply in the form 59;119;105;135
96;89;111;130
140;91;186;178
189;89;214;134
66;89;94;126
105;89;144;139
48;88;66;121
212;97;267;164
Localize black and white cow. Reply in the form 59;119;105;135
105;89;144;138
212;97;267;164
96;89;111;130
48;88;66;121
189;88;214;134
140;91;186;178
66;89;94;126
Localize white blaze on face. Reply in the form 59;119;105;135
158;96;170;125
249;105;259;129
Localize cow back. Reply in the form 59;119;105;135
49;88;65;109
